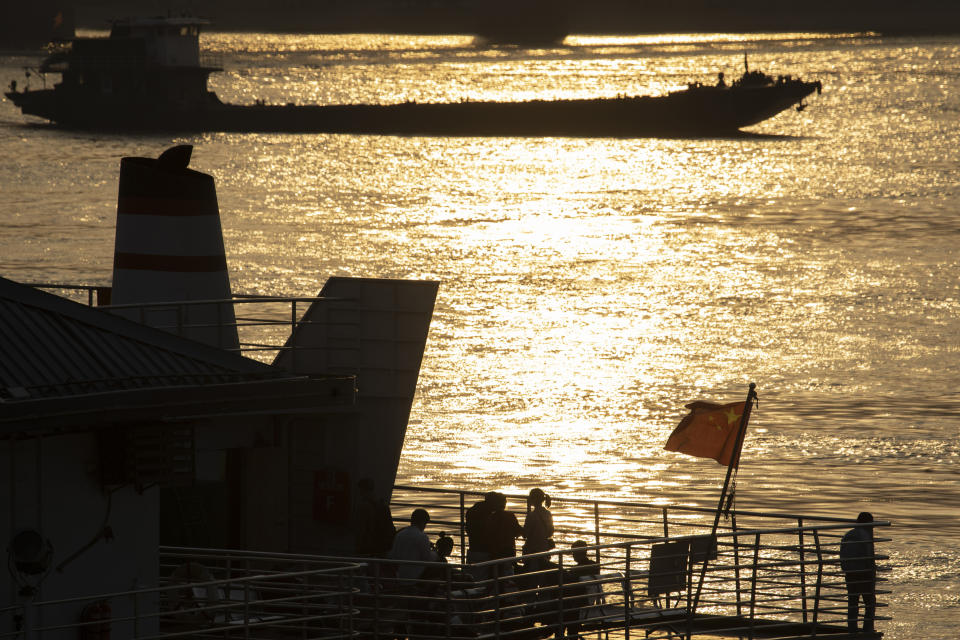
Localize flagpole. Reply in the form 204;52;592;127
711;381;757;534
691;382;757;615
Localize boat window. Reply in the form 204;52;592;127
180;26;189;36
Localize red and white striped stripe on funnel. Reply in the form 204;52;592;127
111;145;239;351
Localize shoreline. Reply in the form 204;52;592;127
64;1;960;37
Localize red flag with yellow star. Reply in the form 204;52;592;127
665;401;747;467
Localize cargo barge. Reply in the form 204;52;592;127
4;16;821;136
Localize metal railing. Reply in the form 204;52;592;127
198;52;223;70
26;283;355;364
0;503;889;639
39;52;224;72
0;549;363;639
383;486;890;639
391;485;879;559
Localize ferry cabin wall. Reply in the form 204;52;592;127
241;414;360;555
157;408;365;556
160;414;304;551
1;433;159;638
136;24;201;67
170;411;399;557
182;412;379;556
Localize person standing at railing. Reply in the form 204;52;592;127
465;492;497;580
486;492;524;576
839;512;877;635
389;508;440;582
522;488;555;571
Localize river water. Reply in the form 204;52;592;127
1;31;958;638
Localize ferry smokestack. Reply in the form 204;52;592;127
110;145;239;351
157;144;193;169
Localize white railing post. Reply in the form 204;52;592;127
732;513;743;617
798;517;809;624
459;492;466;565
557;551;565;638
594;501;601;562
291;300;298;372
750;532;761;638
812;528;824;632
624;544;632;640
493;562;502;637
445;563;453;639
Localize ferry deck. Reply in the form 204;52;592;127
1;287;888;639
3;484;888;639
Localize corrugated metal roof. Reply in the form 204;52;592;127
0;277;279;403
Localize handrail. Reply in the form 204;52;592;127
0;551;364;640
0;521;889;640
380;485;890;638
392;483;874;524
24;283;359;362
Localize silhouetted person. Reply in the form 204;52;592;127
465;491;497;578
545;541;603;638
717;72;726;87
436;532;454;560
839;512;876;634
567;540;600;579
522;488;555;570
353;477;395;557
486;492;523;576
420;531;456;582
389;508;439;582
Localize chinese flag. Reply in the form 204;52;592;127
665;401;747;467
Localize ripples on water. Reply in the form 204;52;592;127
1;32;959;638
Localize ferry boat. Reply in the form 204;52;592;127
4;16;822;136
0;146;883;639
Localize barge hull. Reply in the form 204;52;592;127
6;82;819;136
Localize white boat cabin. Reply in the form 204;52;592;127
107;17;207;68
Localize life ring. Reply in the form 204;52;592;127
169;562;220;623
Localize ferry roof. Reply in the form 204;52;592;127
0;277;354;432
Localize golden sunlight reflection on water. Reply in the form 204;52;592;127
3;32;960;638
